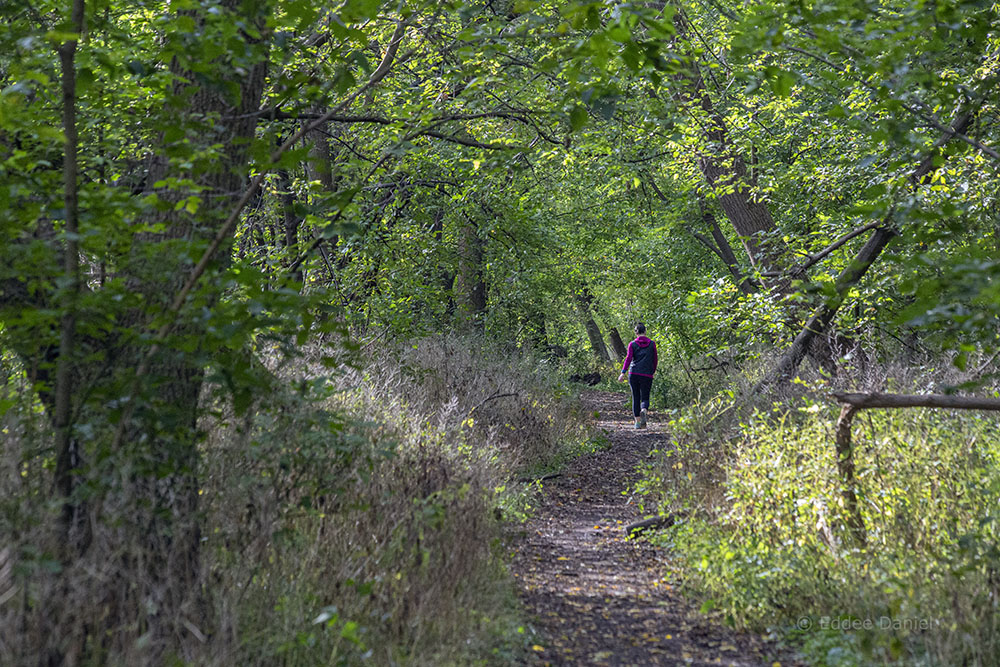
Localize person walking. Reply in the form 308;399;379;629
617;323;657;428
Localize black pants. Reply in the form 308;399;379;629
629;374;653;417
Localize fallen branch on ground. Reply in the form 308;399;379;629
624;513;685;536
516;473;562;484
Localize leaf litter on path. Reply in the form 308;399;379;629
509;391;801;666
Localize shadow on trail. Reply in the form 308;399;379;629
511;391;800;666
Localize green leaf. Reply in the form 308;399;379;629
341;620;361;644
340;0;383;23
76;67;95;93
766;68;795;97
862;184;886;199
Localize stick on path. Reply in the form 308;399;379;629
511;391;800;666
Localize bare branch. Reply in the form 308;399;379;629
833;392;1000;411
762;220;882;277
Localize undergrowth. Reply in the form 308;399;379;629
201;334;588;665
641;355;1000;666
0;334;588;665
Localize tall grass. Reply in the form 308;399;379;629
202;334;586;665
0;335;586;665
646;356;1000;666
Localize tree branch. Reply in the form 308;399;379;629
258;108;540;149
833;392;1000;411
420;130;511;150
786;46;1000;163
764;220;898;386
762;220;882;277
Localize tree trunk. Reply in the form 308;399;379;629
670;13;792;282
21;1;272;660
456;212;487;328
53;0;85;552
305;121;335;192
702;203;759;294
608;327;628;360
305;121;345;264
576;288;610;361
431;204;456;314
279;169;303;284
834;404;866;546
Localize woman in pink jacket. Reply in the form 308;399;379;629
617;322;658;429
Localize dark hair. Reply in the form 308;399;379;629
634;322;646;335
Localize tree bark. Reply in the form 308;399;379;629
702;203;759;294
53;0;86;551
625;514;681;536
608;327;628;359
832;392;1000;410
834;404;866;547
456;211;487;328
669;12;791;282
431;204;455;310
279;169;303;284
305;121;335;192
576;288;610;361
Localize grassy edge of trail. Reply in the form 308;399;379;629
633;382;1000;667
198;335;600;666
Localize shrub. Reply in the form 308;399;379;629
0;334;586;665
201;333;586;665
652;385;1000;666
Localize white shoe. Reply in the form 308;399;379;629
640;408;648;428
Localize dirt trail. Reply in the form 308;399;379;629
511;390;798;666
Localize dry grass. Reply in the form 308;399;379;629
200;333;585;665
0;334;586;665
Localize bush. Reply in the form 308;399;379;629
201;334;586;665
0;334;586;665
651;385;1000;666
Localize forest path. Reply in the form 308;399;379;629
510;390;798;666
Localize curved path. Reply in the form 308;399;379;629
510;390;799;666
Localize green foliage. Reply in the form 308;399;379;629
653;393;1000;665
2;0;1000;660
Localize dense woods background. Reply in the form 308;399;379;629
1;0;999;664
